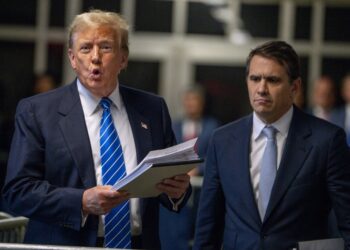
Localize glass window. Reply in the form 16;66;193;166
324;6;350;42
0;41;35;103
322;57;350;96
49;0;65;27
82;0;121;12
0;41;35;154
119;60;160;94
186;2;225;36
0;0;37;26
297;56;309;110
135;0;173;33
294;6;312;41
195;64;250;124
47;43;64;85
241;3;279;38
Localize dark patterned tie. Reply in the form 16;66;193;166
100;97;131;248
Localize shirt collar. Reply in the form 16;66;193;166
346;103;350;115
252;106;294;141
77;79;123;116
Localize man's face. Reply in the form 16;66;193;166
68;25;127;97
313;77;335;109
183;92;204;120
247;55;299;124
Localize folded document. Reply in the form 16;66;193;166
112;138;203;198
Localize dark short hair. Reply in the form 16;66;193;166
246;41;300;83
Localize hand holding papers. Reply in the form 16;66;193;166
112;138;203;198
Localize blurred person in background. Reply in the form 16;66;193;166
293;81;305;110
331;72;350;145
3;10;191;249
310;75;337;121
173;84;219;176
160;85;219;250
32;72;57;94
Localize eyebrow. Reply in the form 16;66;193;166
249;74;282;81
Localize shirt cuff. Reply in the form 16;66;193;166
168;193;186;212
81;210;88;227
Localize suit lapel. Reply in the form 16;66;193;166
264;108;313;221
229;116;262;227
58;82;96;188
120;87;152;163
119;87;153;218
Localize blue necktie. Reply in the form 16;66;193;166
100;98;131;248
258;126;277;220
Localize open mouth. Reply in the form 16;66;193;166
90;69;102;79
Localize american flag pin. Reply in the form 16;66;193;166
141;122;148;129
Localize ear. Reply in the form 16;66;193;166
291;77;301;97
120;50;129;70
68;49;76;70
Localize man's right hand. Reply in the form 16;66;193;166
82;185;130;216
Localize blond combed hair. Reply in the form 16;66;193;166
68;9;129;54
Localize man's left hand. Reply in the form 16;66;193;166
156;174;190;199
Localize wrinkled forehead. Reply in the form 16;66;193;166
70;23;119;45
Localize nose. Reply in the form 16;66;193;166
91;46;101;64
257;80;268;95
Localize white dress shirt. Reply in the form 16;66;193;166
182;119;202;141
250;106;293;203
77;80;142;236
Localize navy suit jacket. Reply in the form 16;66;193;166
330;106;346;129
3;81;190;249
330;106;350;146
194;107;350;250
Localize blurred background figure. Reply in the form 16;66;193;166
160;84;219;250
32;73;57;94
174;84;220;176
310;75;337;121
331;72;350;145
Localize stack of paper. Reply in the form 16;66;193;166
112;138;202;198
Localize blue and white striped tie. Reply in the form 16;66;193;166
100;97;131;248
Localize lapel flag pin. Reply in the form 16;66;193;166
141;122;148;130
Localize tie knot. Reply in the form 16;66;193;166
100;97;111;110
262;126;276;140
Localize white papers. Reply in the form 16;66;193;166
112;138;201;198
141;138;200;164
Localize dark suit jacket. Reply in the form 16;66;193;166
3;81;190;249
330;106;350;146
194;107;350;250
330;106;346;129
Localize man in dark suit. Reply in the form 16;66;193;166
3;10;191;249
193;41;350;250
